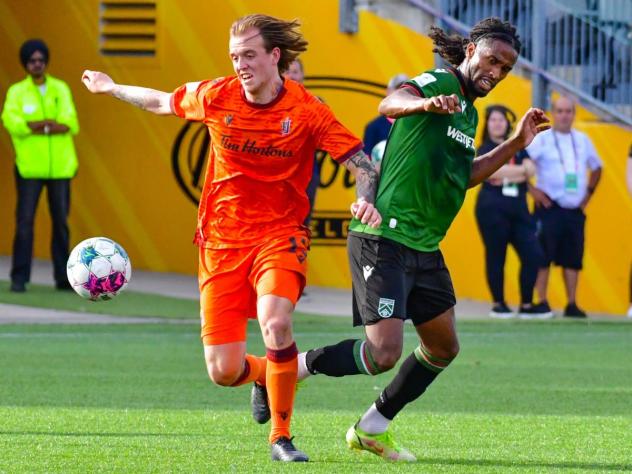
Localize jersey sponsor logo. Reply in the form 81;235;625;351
412;72;437;88
446;125;475;149
378;298;395;318
363;265;374;281
220;134;294;157
281;117;292;135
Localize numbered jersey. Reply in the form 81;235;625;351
350;67;478;252
171;77;362;248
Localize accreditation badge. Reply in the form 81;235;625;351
564;173;579;194
502;178;519;197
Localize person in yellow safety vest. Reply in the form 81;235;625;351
1;39;79;293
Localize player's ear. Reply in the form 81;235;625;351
466;42;476;60
271;47;281;65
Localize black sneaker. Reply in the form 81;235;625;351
518;303;554;320
270;436;309;462
489;302;514;319
10;281;26;293
251;382;270;424
564;303;587;318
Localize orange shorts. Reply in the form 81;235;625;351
198;230;309;346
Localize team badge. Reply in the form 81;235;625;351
224;114;233;126
378;298;395;318
363;265;374;281
281;117;292;135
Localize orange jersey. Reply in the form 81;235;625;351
170;77;363;248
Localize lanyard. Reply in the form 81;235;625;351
552;130;579;174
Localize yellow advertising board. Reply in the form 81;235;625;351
0;1;630;314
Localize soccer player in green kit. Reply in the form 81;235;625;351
251;17;550;461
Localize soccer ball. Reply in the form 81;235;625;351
66;237;132;301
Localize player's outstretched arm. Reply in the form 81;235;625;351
379;88;461;118
81;70;173;115
344;150;382;228
469;108;550;188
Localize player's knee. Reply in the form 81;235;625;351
260;316;292;347
433;340;460;361
371;343;402;372
206;361;241;386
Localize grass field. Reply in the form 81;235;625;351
1;315;631;473
0;315;632;473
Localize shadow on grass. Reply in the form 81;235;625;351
319;455;631;471
420;457;631;471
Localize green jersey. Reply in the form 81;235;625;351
350;67;478;252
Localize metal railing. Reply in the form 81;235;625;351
418;0;632;125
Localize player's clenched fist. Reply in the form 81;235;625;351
423;93;462;114
350;198;382;228
511;107;550;148
81;70;115;94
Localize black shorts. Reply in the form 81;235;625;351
535;204;585;270
348;233;456;327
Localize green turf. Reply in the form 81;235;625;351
0;280;198;319
1;316;631;472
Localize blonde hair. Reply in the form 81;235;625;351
231;14;308;73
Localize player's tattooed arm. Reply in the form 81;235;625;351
81;70;173;115
344;150;382;228
111;85;172;115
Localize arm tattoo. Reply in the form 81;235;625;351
346;150;379;202
112;85;162;111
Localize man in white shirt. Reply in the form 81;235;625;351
526;96;602;318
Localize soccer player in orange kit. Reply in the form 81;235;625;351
81;14;381;462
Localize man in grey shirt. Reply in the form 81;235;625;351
527;96;602;318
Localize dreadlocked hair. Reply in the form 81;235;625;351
429;17;522;67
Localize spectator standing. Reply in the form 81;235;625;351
1;39;79;293
363;73;409;169
527;96;602;318
475;105;550;319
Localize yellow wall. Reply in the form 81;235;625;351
0;1;630;314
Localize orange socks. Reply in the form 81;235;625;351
230;354;267;387
266;342;298;443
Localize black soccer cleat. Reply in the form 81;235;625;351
251;382;270;424
270;436;309;462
